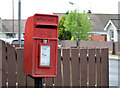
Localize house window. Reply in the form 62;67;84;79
111;31;114;38
110;30;114;41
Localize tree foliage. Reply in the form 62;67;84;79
58;16;72;40
64;10;92;41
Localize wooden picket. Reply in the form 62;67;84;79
0;40;109;87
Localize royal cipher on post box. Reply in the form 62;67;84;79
23;14;58;77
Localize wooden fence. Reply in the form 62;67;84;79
59;40;120;55
0;40;109;87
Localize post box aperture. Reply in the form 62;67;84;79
23;14;58;77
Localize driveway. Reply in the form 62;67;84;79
109;55;120;86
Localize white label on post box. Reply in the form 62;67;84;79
40;45;50;66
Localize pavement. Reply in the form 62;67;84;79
109;55;119;60
109;59;120;86
109;55;120;86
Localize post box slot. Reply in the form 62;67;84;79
36;25;57;29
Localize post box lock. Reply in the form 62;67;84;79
44;39;48;43
24;14;58;77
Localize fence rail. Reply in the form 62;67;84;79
59;40;120;54
0;40;109;87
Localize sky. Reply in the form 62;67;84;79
0;0;120;19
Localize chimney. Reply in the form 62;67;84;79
88;10;91;13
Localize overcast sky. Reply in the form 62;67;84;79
0;0;120;19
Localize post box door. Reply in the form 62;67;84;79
34;39;57;76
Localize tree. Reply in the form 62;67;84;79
64;10;92;41
58;16;72;40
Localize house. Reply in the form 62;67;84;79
104;19;120;42
53;13;118;41
0;18;26;39
88;14;118;41
0;13;119;41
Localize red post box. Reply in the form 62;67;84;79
23;14;59;77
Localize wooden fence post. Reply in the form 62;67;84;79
80;48;87;86
89;48;96;86
0;40;2;87
63;49;70;86
71;48;79;86
2;41;8;87
7;44;16;86
101;48;109;86
55;49;62;86
16;48;26;86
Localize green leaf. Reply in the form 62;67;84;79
64;10;92;41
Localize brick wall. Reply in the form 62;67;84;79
88;35;107;41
